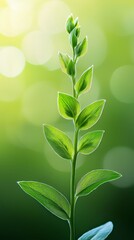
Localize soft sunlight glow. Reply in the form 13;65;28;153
87;22;107;67
121;9;134;36
103;147;134;188
22;81;59;126
22;31;53;65
0;46;25;78
7;0;34;10
45;33;70;71
0;7;33;36
110;65;134;103
0;76;23;101
38;0;70;35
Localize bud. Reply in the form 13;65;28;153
66;15;75;33
59;52;70;74
76;27;80;38
75;36;88;58
66;15;79;34
67;59;75;76
70;28;78;49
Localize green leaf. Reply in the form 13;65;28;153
59;52;70;74
43;125;74;160
58;92;80;120
67;59;75;76
75;36;88;58
66;15;78;33
70;28;78;48
75;99;106;131
75;66;93;97
78;221;113;240
78;130;104;155
76;169;122;197
18;181;70;221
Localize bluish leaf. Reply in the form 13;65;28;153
78;221;113;240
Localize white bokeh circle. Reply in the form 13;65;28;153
22;31;53;65
103;146;134;188
0;7;33;36
0;46;25;78
38;0;70;35
110;65;134;103
87;22;107;67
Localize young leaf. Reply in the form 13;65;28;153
70;28;78;49
58;92;80;120
78;221;113;240
75;66;93;97
75;36;88;58
75;99;106;131
66;15;78;33
59;52;70;74
43;125;74;160
76;169;122;197
18;181;70;221
78;130;104;155
67;59;75;76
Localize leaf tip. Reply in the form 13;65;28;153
17;181;25;188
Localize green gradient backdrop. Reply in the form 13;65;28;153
0;0;134;239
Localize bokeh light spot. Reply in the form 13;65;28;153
22;81;59;126
7;0;35;11
45;33;70;71
38;0;70;35
103;147;134;188
121;9;134;36
86;22;107;67
0;7;33;36
110;65;134;103
22;31;53;65
0;46;25;78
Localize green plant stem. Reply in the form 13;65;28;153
70;128;79;240
72;75;76;98
69;46;79;240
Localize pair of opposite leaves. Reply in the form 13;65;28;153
18;63;121;239
18;90;121;224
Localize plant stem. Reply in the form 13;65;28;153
72;76;76;98
69;45;78;240
70;128;79;240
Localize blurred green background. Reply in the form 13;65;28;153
0;0;134;239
